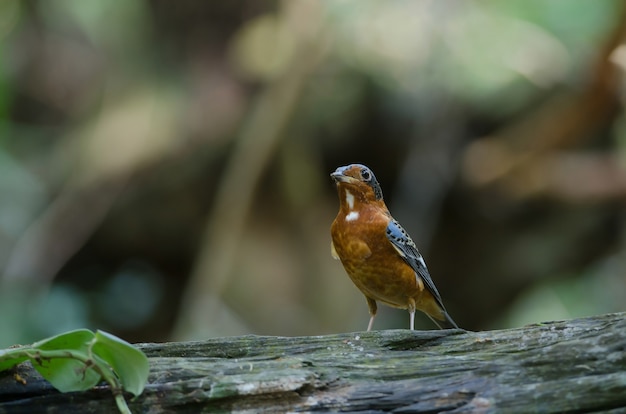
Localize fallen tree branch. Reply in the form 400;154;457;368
1;312;625;413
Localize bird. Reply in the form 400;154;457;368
330;163;458;331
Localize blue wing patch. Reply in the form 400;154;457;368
385;218;446;310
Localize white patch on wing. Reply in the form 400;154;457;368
345;211;359;222
390;242;428;269
345;190;355;210
391;243;406;258
330;241;339;260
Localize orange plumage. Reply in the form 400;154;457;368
330;164;458;331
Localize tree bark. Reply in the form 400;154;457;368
1;312;625;413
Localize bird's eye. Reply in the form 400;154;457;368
360;169;371;181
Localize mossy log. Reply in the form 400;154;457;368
1;312;625;413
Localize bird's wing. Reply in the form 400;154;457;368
385;218;446;310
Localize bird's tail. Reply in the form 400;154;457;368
430;311;459;330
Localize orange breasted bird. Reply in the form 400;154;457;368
330;164;458;331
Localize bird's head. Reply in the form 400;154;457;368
330;164;383;202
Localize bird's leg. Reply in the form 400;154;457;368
366;297;377;331
408;299;416;330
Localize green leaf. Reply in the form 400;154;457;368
0;349;28;372
92;330;149;396
32;329;101;392
32;329;95;350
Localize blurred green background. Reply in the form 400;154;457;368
1;0;625;346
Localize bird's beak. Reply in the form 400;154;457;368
330;166;351;183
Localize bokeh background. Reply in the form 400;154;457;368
1;0;625;346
